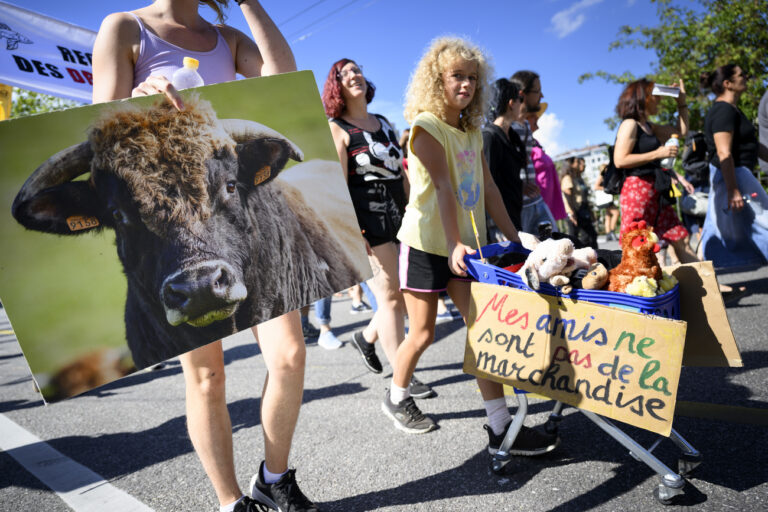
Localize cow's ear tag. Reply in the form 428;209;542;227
66;215;100;231
253;165;271;186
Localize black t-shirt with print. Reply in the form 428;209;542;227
331;114;404;187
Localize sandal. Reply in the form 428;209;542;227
721;285;747;305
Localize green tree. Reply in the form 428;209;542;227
580;0;768;131
11;88;81;119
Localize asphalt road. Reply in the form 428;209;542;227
2;237;768;511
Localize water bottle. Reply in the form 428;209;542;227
660;134;679;169
172;57;204;89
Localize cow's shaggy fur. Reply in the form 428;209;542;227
89;97;233;235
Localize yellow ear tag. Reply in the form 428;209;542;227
66;215;100;231
253;166;271;186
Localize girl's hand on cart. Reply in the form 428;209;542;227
448;242;475;277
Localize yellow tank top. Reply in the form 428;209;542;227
397;112;487;257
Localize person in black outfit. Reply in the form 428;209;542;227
322;58;433;398
482;78;527;239
699;64;768;269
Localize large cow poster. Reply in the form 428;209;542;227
0;71;371;402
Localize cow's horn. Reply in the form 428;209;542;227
12;142;93;207
220;119;304;162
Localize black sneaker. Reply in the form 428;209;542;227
250;461;319;512
350;331;383;373
349;301;373;314
409;375;436;399
301;321;320;339
381;390;436;434
485;423;560;457
234;496;270;512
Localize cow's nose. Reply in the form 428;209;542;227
161;261;247;325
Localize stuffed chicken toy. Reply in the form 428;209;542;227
607;221;663;293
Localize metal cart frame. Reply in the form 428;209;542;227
491;394;702;504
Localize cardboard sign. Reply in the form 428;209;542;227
0;71;371;402
668;262;742;367
464;282;687;436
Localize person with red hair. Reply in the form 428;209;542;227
613;78;696;259
322;59;434;398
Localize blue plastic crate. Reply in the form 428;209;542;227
464;241;680;320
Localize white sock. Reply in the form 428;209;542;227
484;397;512;435
220;496;245;512
263;463;288;485
390;380;410;404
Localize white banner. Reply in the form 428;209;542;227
0;1;95;103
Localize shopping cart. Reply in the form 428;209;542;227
464;241;702;505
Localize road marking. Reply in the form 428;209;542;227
0;413;153;511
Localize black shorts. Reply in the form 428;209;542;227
349;180;406;247
398;244;471;292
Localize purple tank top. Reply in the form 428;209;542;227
130;12;236;87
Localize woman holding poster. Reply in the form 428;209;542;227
92;1;318;511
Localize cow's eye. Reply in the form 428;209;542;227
111;208;124;223
226;181;237;194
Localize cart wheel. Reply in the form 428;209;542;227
654;483;685;506
490;459;508;475
678;453;702;476
544;419;560;436
654;487;674;505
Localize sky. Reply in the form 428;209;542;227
16;0;666;157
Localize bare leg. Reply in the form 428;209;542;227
393;290;438;388
436;295;449;315
666;243;680;266
608;205;619;233
363;242;406;365
253;310;305;474
447;280;504;401
669;237;740;293
348;284;364;305
180;341;241;506
670;237;698;264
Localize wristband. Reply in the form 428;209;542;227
235;0;246;5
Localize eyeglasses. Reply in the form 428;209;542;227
526;89;541;94
337;65;363;80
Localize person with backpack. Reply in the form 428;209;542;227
679;131;711;250
699;64;768;269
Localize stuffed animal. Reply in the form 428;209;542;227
517;237;574;291
607;221;663;293
658;271;678;294
625;276;659;297
577;262;609;290
562;247;598;277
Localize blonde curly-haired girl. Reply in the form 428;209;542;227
384;37;548;457
404;36;490;132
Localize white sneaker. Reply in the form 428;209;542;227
317;330;342;350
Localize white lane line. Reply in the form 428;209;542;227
0;413;153;512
